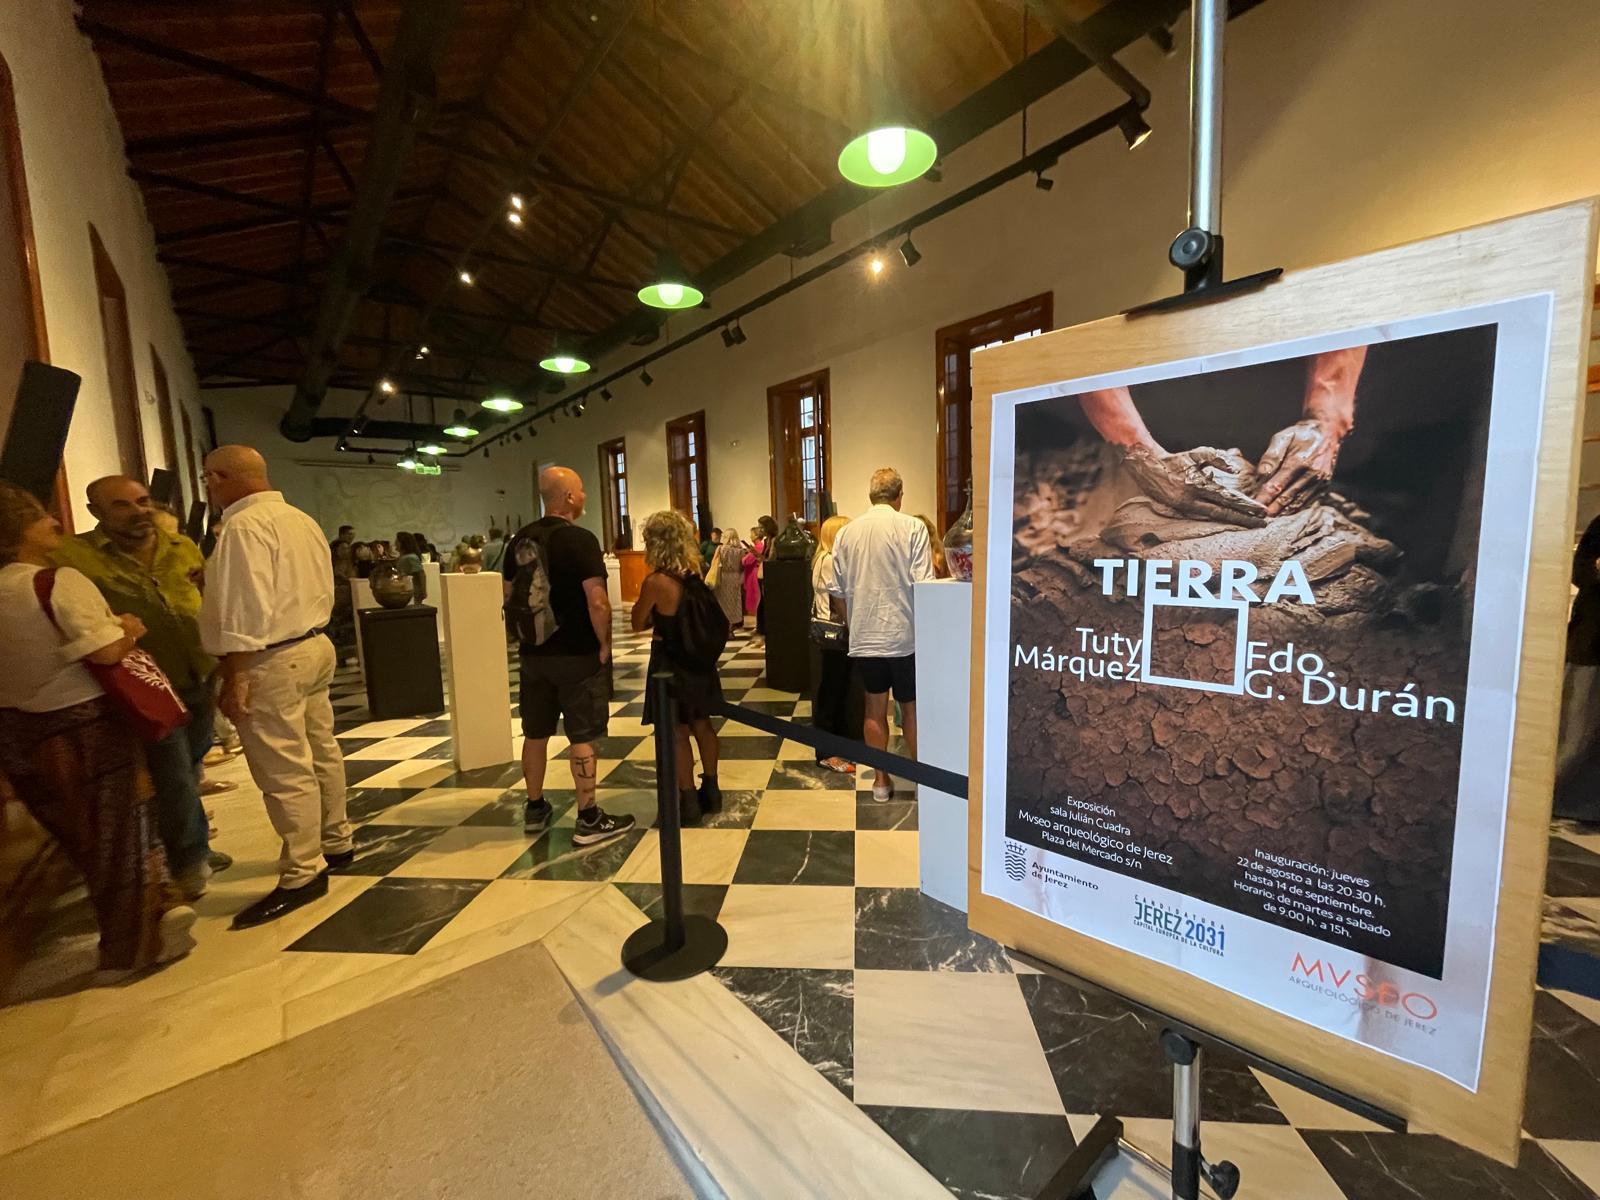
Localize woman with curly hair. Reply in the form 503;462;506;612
633;509;723;825
0;483;197;976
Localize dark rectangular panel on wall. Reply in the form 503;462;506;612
0;361;80;505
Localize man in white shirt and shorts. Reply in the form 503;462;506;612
200;446;354;929
827;468;935;800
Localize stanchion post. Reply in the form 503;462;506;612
652;672;687;952
620;671;729;982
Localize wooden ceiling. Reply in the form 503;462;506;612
80;0;1168;427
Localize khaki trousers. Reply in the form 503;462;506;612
234;635;352;888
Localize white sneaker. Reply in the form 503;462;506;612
872;779;894;803
156;905;199;964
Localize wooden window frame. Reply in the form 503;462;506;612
934;291;1053;532
597;436;629;551
766;368;832;527
89;223;146;483
666;409;710;535
0;52;68;529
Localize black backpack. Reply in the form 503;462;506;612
506;525;558;647
666;572;730;672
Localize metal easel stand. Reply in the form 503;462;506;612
621;673;728;981
1038;1028;1239;1200
1125;0;1281;319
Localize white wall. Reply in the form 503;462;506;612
2;0;207;530
210;386;533;547
492;0;1600;540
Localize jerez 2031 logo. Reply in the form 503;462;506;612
1134;894;1226;956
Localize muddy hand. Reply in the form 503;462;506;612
1121;446;1267;526
1257;419;1341;516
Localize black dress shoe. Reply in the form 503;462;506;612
323;848;356;870
231;875;329;930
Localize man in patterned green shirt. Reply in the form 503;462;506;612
53;476;221;897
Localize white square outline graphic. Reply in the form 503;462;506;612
1139;594;1251;694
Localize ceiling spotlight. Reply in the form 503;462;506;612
458;268;475;286
720;325;737;348
416;344;430;358
898;236;922;267
600;387;613;401
397;449;418;471
573;398;587;416
868;254;885;278
484;446;491;459
509;193;525;211
507;210;523;227
513;431;522;442
639;368;653;387
1118;110;1153;150
443;409;478;438
378;378;395;394
366;453;375;465
481;395;523;413
1034;170;1054;192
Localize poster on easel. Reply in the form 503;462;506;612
966;200;1599;1163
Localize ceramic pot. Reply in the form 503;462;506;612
369;560;416;608
457;544;484;574
943;482;976;583
773;514;816;560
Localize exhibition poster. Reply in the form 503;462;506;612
980;296;1555;1089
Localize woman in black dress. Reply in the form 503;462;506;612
633;510;723;825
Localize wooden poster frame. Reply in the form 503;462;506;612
965;200;1599;1165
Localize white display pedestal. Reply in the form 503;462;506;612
440;572;514;771
604;553;622;610
913;579;971;912
351;577;374;671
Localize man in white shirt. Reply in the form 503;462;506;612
200;446;353;929
827;467;935;801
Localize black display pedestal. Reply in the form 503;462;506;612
808;640;864;742
359;605;443;718
763;558;812;693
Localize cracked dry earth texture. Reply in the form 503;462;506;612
1006;539;1469;980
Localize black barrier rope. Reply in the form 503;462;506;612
713;701;969;798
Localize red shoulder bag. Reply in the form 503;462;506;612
33;568;190;742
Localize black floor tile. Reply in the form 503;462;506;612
327;824;443;876
1302;1132;1594;1200
461;789;577;827
500;827;644;882
855;888;1010;972
767;761;848;790
616;882;727;923
600;760;657;789
286;878;487;955
856;798;918;831
343;758;400;787
345;787;418;823
861;1106;1078;1200
428;761;526;791
697;789;761;830
1547;836;1600;898
732;830;854;886
712;735;785;760
713;966;853;1097
1523;990;1600;1139
1017;973;1286;1123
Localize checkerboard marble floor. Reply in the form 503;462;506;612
307;621;1600;1199
9;618;1600;1196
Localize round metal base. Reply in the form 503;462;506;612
621;916;729;981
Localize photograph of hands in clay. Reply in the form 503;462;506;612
1004;323;1500;979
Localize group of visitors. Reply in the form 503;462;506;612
0;447;363;981
0;438;941;986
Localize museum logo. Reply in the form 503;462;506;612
1133;894;1226;957
1289;954;1440;1021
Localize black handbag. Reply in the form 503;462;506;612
809;617;848;649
